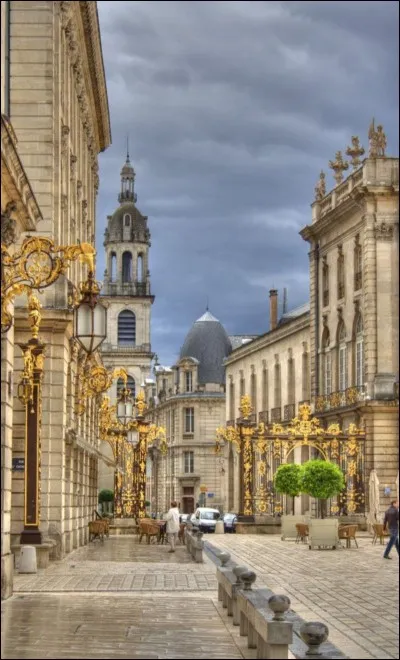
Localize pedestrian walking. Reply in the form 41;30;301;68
165;501;180;553
383;499;399;559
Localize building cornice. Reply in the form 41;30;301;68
225;313;310;366
1;114;42;234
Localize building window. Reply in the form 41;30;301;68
338;322;348;391
110;252;117;281
287;357;295;404
302;352;310;400
337;245;345;300
118;310;136;345
184;407;194;434
274;362;281;408
137;253;143;282
122;251;132;282
240;374;245;398
184;451;194;474
262;367;268;412
354;235;362;291
322;258;329;307
185;371;193;392
322;328;331;395
117;376;135;399
124;213;131;226
355;315;364;386
229;381;235;420
250;371;257;413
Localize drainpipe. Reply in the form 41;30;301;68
5;1;11;116
314;242;320;398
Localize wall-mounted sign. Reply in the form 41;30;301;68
384;487;391;496
12;458;25;472
207;493;214;498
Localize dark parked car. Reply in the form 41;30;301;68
223;513;237;533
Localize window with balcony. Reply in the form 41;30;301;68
240;374;245;398
322;328;332;395
354;236;362;291
184;451;194;474
338;322;348;391
274;362;281;408
229;380;235;421
287;357;295;404
302;352;310;400
250;371;257;413
184;407;194;434
322;258;329;307
337;245;345;299
355;315;364;386
262;367;268;412
185;370;193;392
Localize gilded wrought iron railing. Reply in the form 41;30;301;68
314;385;365;412
271;406;282;422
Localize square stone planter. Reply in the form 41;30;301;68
308;519;339;550
281;515;306;540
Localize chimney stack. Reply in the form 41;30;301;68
269;289;278;331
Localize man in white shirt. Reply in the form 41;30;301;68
165;501;180;553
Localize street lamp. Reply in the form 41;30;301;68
74;271;107;355
116;385;135;426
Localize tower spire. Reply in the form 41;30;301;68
126;134;130;162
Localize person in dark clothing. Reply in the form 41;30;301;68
383;499;399;559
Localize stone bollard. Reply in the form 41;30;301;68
257;595;292;660
218;551;231;567
299;621;329;658
18;546;37;574
241;570;257;591
215;520;224;534
232;566;248;625
194;531;204;563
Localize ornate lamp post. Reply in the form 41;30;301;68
99;385;166;520
1;235;104;544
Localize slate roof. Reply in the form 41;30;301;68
180;311;232;384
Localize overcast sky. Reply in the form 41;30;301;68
96;0;399;367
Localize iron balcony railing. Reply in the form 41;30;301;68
314;385;366;412
284;403;296;421
258;410;269;424
271;407;282;423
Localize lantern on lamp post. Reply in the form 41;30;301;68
74;271;107;355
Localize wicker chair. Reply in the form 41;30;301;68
338;524;358;548
372;523;389;545
295;523;309;544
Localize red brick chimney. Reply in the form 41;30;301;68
269;289;278;331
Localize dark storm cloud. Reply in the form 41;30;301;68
96;0;399;366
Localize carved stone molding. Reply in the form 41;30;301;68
1;202;17;246
375;222;394;241
77;180;83;201
70;154;77;179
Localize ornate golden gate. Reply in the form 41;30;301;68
216;396;366;517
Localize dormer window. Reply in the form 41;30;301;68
185;371;193;392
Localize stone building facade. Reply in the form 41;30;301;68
225;129;398;517
1;0;43;600
301;147;399;509
1;0;111;599
98;154;155;492
147;311;234;515
224;295;310;514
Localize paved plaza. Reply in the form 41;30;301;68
1;534;398;659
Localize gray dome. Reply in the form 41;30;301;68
108;204;150;243
180;311;232;384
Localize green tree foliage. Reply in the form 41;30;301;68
274;463;302;497
300;460;345;517
98;489;114;503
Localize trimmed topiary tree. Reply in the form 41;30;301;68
98;489;114;503
300;459;345;519
274;463;303;514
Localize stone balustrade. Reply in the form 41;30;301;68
215;551;348;659
185;526;204;563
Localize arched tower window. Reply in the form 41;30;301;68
321;327;331;395
109;252;117;281
117;376;136;400
124;214;131;226
137;254;143;282
338;321;348;391
118;310;136;345
355;315;364;387
122;251;132;283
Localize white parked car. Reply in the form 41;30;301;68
191;507;221;533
